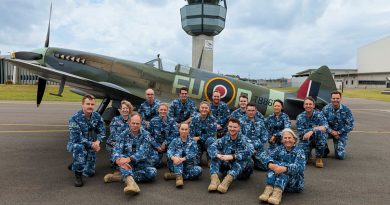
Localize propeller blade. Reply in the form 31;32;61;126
13;51;43;60
37;78;47;107
44;3;52;48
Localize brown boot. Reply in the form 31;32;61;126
175;175;184;188
103;171;122;183
268;187;283;205
208;174;220;191
217;174;234;193
164;172;177;180
258;185;273;201
315;157;324;168
123;176;140;195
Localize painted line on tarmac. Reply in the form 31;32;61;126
0;124;67;127
351;109;390;111
0;130;68;133
352;130;390;134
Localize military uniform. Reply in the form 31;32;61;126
190;113;217;165
169;98;197;123
138;99;160;129
149;115;178;166
112;128;158;182
322;104;354;159
240;115;269;170
265;112;291;151
106;115;129;158
167;137;202;179
208;133;254;180
67;110;106;176
230;108;246;121
296;110;328;161
260;145;306;192
210;102;230;137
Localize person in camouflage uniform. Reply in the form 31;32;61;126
67;95;106;187
265;100;291;152
210;91;230;138
322;91;354;160
190;101;217;165
164;123;202;188
112;113;158;195
169;87;196;124
138;88;160;129
296;97;328;168
207;118;254;194
258;128;306;205
230;95;249;121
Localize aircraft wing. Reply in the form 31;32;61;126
6;59;141;102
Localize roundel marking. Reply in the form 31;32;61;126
204;77;236;105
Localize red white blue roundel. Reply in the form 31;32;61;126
204;77;236;105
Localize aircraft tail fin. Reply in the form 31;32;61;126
296;65;336;105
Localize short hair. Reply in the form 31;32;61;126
239;95;248;100
281;128;299;144
246;102;256;108
213;90;221;95
158;102;169;109
179;87;188;93
121;100;133;111
273;99;283;107
82;94;95;104
178;122;189;129
199;100;210;108
304;96;315;104
130;112;142;121
331;91;342;97
228;118;241;126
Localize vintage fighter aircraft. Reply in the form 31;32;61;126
6;5;336;120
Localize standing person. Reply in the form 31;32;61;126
149;103;178;167
258;128;306;205
138;88;160;129
103;100;133;183
169;87;196;125
210;91;230;138
164;123;202;188
112;113;158;195
322;91;354;160
230;95;248;121
265;100;291;152
240;103;269;170
296;97;328;168
190;101;217;165
207;118;254;194
67;94;106;187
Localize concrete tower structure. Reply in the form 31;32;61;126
180;0;227;72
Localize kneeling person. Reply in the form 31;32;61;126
165;123;202;188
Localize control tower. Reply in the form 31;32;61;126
180;0;227;72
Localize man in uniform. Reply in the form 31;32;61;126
169;87;196;125
67;94;106;187
210;91;230;137
138;88;160;129
230;95;248;121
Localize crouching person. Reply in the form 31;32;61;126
164;123;202;188
112;113;158;195
259;128;305;205
207;118;254;194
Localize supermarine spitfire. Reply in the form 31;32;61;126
6;5;336;121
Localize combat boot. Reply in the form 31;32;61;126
74;172;83;187
259;185;273;201
268;187;283;205
104;171;122;183
123;176;140;195
217;174;234;193
164;172;176;180
315;157;324;168
175;175;184;188
208;174;220;191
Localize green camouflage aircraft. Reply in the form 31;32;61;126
7;5;336;120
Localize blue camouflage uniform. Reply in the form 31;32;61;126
240;115;269;170
138;99;160;122
230;108;246;121
169;98;197;123
167;137;202;179
149;115;178;166
296;110;328;160
190;113;217;165
106;115;129;159
260;145;306;192
322;104;354;160
265;112;291;151
210;102;230;136
112;128;158;182
67;110;106;176
208;133;254;179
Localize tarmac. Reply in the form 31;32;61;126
0;98;389;205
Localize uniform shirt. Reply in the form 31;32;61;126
210;101;230;127
265;112;291;139
167;137;198;164
322;104;354;135
190;114;217;142
138;99;160;122
107;115;129;146
67;110;106;151
208;133;253;161
240;115;269;146
149;115;178;149
169;98;197;123
261;145;306;175
230;108;246;121
296;110;329;139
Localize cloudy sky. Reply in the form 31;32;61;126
1;0;390;79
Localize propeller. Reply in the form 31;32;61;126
12;51;43;60
37;78;47;107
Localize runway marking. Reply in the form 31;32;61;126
351;109;390;111
0;124;67;127
0;130;68;133
352;130;390;134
